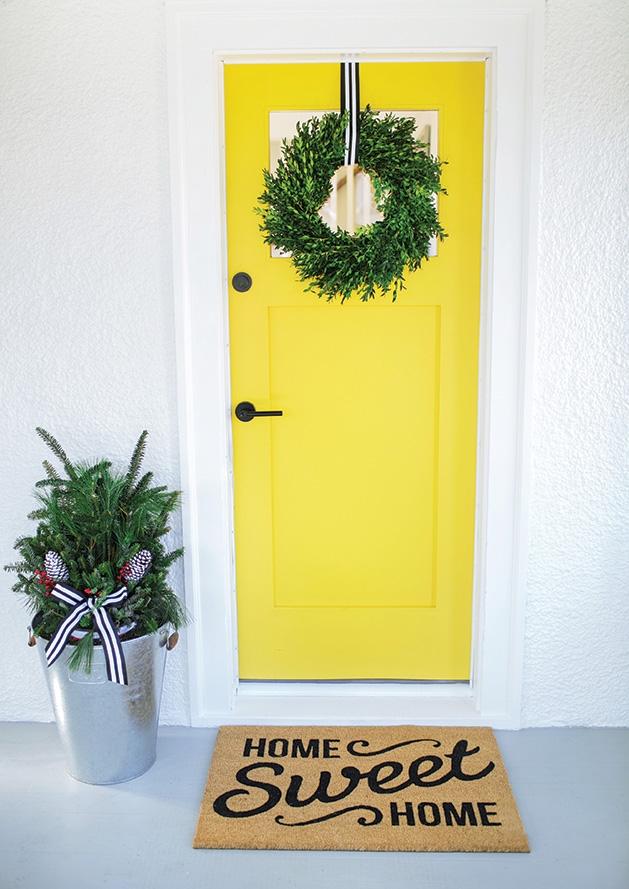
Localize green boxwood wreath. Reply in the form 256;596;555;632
256;106;447;303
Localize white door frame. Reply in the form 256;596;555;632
166;0;543;729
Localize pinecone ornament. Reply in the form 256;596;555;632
119;549;152;584
44;551;70;582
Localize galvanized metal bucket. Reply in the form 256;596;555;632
37;626;169;784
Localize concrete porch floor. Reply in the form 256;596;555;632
1;723;627;889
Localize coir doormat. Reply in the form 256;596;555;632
193;725;529;852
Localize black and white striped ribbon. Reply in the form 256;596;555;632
340;61;360;165
45;582;129;685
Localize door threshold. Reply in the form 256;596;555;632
237;680;473;698
200;687;493;728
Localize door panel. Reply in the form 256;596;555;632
269;304;439;609
225;61;485;680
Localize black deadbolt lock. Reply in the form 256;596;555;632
232;272;252;292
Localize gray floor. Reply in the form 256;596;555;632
1;723;628;889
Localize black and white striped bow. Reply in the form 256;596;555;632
45;582;129;685
341;61;360;165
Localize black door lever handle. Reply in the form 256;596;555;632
235;401;283;422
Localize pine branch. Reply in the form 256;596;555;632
67;632;95;674
4;560;27;573
42;459;61;481
34;477;68;489
131;471;153;499
36;427;77;480
7;429;186;672
157;490;182;526
122;431;148;499
161;547;185;568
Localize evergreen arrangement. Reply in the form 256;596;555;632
257;107;447;303
5;428;186;672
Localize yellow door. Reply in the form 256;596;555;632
225;62;485;680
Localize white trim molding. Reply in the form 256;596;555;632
166;0;543;729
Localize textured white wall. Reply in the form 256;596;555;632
0;0;627;726
0;0;189;724
524;0;629;725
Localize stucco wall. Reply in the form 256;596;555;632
0;0;189;724
1;0;627;726
523;0;629;725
